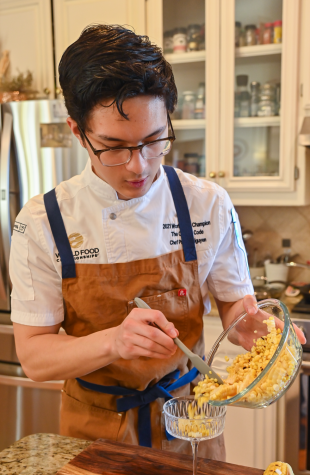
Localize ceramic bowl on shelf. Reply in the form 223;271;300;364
205;299;302;409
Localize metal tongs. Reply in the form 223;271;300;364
134;297;224;384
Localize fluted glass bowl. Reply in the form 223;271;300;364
204;299;302;408
163;396;226;442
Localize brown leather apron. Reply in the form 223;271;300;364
43;165;225;460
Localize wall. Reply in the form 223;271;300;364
236;205;310;282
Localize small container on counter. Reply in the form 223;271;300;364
194;82;205;119
182;91;196;119
173;27;187;53
245;24;257;46
163;30;174;54
187;24;201;51
258;83;276;117
263;22;273;44
273;20;282;43
184;153;200;176
250;81;260;117
235;21;241;47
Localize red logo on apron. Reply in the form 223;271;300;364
178;289;187;296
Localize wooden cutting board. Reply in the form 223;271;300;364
56;439;264;475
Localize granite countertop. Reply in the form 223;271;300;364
0;434;91;475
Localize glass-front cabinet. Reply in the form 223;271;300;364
146;0;308;205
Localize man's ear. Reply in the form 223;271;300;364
67;117;85;148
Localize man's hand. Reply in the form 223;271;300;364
110;308;179;360
215;294;306;351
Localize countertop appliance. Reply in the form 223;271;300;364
0;99;88;450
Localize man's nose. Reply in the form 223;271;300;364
125;148;147;174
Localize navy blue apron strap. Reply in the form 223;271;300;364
76;367;199;448
43;189;76;279
163;165;197;262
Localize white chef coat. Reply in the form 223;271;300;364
9;160;253;326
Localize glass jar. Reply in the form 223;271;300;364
182;91;196;119
173;27;187;54
199;24;205;50
274;20;282;44
250;81;260;117
235;21;241;47
163;30;174;54
263;22;273;44
245;25;256;46
194;82;205;119
258;83;276;117
187;24;201;51
236;75;250;117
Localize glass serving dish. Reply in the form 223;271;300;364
163;396;226;475
204;299;302;408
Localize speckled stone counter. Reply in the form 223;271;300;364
0;433;91;475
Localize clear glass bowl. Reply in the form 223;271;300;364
205;299;302;408
163;396;226;442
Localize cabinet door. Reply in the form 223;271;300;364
53;0;146;77
218;0;300;201
0;0;54;95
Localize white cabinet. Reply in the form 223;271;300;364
53;0;146;81
0;0;54;95
149;0;310;205
204;316;277;469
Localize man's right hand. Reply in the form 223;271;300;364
110;308;179;360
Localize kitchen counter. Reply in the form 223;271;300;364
0;433;91;475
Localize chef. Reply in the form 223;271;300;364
9;24;305;461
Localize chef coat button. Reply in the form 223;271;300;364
109;213;117;220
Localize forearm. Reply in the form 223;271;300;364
215;296;257;330
14;323;119;382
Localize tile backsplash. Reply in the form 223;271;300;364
236;205;310;283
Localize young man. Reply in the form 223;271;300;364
10;25;305;460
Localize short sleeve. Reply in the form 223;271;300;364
9;204;64;326
207;191;254;302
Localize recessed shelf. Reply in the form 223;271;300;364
235;43;282;58
165;50;205;64
171;119;206;130
234;116;281;127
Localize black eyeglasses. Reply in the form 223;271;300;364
79;115;175;167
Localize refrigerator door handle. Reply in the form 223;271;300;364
0;373;63;390
0;112;12;280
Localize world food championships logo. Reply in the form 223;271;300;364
55;233;100;262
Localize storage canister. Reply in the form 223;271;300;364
273;20;282;43
187;24;201;51
258;83;276;117
173;27;187;53
163;30;174;54
245;25;256;46
182;91;196;119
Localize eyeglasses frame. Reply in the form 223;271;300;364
79;114;176;167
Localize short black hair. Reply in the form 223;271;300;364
59;24;177;130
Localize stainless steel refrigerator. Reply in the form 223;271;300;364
0;99;88;450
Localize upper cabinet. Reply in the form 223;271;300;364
148;0;310;205
53;0;146;82
0;0;54;95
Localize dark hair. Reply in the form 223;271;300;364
59;24;177;130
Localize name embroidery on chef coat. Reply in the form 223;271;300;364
163;220;211;246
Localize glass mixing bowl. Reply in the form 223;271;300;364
204;299;302;408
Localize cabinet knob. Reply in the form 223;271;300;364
43;87;50;96
209;172;217;179
55;87;62;95
218;171;225;178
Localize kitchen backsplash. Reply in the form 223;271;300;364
236;205;310;283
